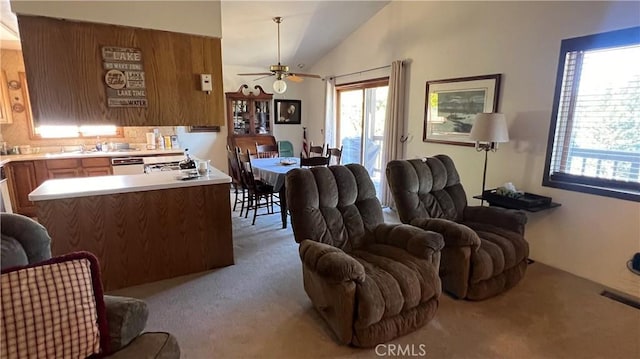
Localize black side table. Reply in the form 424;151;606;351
472;194;561;212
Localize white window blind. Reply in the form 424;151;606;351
549;45;640;187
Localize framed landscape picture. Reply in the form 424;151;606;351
423;74;501;146
274;99;302;125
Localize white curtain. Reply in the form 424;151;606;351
380;60;406;207
324;77;337;148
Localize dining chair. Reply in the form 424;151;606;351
237;149;279;225
299;155;330;167
327;145;343;165
256;143;279;158
277;140;294;158
308;142;325;157
226;145;248;216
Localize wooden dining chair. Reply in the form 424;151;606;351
256;143;279;158
226;145;248;216
237;149;279;225
300;155;330;168
327;145;343;165
308;142;325;157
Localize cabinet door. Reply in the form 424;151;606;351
0;70;13;124
84;167;112;177
48;168;82;178
254;100;271;134
7;161;38;216
231;99;250;135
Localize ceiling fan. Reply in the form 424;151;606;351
237;16;321;94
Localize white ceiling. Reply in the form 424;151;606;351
221;1;389;71
0;0;389;68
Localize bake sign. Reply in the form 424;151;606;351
102;46;147;107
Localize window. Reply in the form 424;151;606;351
543;26;640;202
336;78;388;199
34;125;121;139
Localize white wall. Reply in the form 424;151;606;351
305;1;640;297
10;0;222;37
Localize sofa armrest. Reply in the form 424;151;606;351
372;223;445;260
104;295;149;353
409;218;480;249
463;206;527;234
299;240;365;284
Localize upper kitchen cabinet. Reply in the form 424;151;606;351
17;15;224;127
0;70;13;124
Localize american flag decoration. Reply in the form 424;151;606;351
301;127;309;158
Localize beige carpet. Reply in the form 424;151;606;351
112;206;640;358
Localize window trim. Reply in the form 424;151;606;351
542;26;640;202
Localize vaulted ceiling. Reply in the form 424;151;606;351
1;0;389;69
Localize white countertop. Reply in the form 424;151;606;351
28;167;231;201
0;149;184;166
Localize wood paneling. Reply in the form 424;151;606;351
36;183;233;291
18;15;224;127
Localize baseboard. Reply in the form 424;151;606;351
600;290;640;310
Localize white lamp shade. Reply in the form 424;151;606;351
469;113;509;143
273;79;287;94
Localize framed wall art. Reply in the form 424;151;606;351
274;99;301;125
423;74;501;146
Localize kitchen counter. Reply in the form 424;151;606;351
0;149;184;166
30;165;234;291
29;167;231;201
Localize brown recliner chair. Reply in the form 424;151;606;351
386;155;529;301
285;164;444;347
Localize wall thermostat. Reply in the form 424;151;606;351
200;74;212;94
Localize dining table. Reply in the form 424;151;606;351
250;157;300;228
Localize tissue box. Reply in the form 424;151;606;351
482;189;552;209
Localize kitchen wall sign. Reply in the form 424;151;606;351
102;46;148;107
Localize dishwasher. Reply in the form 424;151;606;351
111;157;145;175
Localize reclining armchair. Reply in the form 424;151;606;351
386;155;529;301
285;164;444;347
1;213;180;358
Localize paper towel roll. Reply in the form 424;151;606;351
146;132;156;150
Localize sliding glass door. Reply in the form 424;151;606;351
337;78;388;198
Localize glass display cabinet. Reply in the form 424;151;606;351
226;85;272;137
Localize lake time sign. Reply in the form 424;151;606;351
102;46;148;107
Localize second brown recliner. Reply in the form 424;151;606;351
286;164;444;347
386;155;529;301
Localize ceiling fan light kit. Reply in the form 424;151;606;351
237;16;321;94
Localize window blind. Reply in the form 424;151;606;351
549;45;640;186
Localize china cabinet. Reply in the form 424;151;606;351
226;85;272;137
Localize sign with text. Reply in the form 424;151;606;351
102;46;148;107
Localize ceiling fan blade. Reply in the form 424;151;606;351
237;72;273;76
286;75;304;83
290;72;322;79
253;74;275;81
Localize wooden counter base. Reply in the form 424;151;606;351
36;183;233;291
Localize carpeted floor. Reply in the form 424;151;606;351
112;205;640;358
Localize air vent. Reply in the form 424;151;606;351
600;290;640;310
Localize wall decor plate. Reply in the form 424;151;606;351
12;103;24;113
8;80;21;90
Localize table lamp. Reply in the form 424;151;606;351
469;113;509;204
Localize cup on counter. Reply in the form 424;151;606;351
198;160;210;175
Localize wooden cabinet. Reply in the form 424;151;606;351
0;70;13;124
5;161;46;217
81;158;112;177
226;85;272;137
7;157;112;216
17;15;224;127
